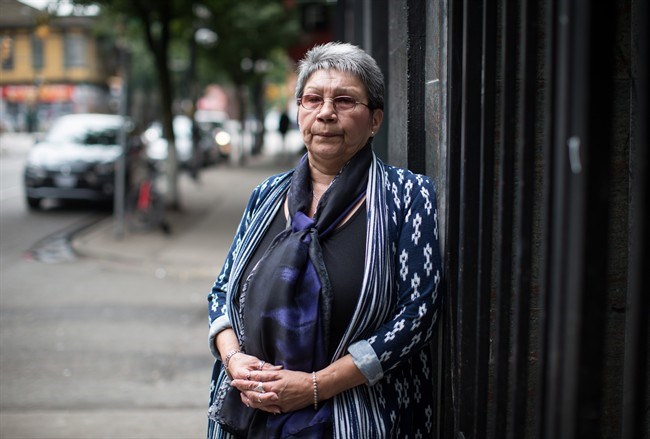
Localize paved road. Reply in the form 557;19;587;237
0;131;298;438
0;133;212;438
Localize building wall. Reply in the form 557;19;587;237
0;3;112;131
336;1;648;437
0;28;104;85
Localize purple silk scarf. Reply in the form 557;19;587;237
240;144;372;438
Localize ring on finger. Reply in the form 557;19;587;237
257;395;262;403
254;382;264;393
258;361;265;370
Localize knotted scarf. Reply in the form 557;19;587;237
237;143;372;438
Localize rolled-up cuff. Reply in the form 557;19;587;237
208;315;232;359
348;340;384;386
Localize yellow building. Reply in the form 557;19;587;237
0;0;115;131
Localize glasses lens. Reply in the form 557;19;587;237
301;95;323;110
333;96;357;111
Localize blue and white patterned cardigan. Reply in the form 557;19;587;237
207;153;443;438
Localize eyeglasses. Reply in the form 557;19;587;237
298;94;371;113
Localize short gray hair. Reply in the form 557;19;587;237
295;42;385;111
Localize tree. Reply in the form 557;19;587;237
72;0;299;199
198;0;300;155
73;0;196;209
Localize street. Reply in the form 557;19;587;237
0;133;215;438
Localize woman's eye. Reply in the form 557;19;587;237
335;97;356;106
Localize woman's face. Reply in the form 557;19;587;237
298;69;383;169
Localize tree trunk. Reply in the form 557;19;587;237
251;80;265;156
154;38;179;209
235;83;248;164
136;0;180;210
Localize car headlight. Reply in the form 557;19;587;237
25;165;47;180
85;171;98;185
94;162;114;175
215;131;231;146
146;141;168;161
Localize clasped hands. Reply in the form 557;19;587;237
228;352;315;415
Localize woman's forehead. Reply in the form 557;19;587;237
304;69;365;92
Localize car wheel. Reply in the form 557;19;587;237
26;196;41;210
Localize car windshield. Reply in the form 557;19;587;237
145;116;193;139
46;118;121;146
173;116;192;138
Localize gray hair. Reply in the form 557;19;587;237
295;42;385;111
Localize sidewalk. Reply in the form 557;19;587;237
72;153;298;279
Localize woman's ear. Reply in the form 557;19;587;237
371;109;384;134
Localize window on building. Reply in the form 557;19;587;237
32;36;44;70
64;33;87;68
1;36;14;70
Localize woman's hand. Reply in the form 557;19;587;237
231;369;313;415
226;352;283;381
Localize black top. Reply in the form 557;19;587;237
241;201;367;358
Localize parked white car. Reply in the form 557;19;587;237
141;114;230;169
23;113;130;209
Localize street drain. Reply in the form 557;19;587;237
25;214;107;263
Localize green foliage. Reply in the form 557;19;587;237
72;0;300;95
198;0;300;86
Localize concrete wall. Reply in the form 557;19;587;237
337;0;449;251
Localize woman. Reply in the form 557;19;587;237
207;42;442;438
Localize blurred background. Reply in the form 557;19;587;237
0;0;330;211
0;0;338;437
1;0;647;438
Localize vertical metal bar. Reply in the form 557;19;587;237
536;0;557;436
443;0;464;435
407;0;427;174
544;0;572;436
572;1;615;437
491;0;517;436
458;0;483;436
113;48;129;240
548;1;615;436
369;0;389;161
556;0;590;435
509;0;538;437
623;0;649;437
476;0;497;435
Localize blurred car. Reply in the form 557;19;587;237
195;110;232;159
141;114;231;169
23;113;129;209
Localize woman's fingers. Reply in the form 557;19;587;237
239;391;282;414
233;370;313;413
227;354;283;380
230;371;284;390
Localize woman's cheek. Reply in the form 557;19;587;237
300;125;313;143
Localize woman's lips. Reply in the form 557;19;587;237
315;132;339;137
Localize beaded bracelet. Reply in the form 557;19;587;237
224;349;241;370
312;371;319;411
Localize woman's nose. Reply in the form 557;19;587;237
316;99;337;120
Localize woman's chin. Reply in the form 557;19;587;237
307;139;344;155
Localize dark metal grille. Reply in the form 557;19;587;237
441;0;648;438
335;0;647;436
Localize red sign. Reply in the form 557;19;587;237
1;84;74;103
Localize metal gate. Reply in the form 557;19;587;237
441;0;648;438
335;0;648;437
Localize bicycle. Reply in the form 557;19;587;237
125;159;171;234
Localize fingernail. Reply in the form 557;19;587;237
272;395;279;401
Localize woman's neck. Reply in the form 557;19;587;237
306;163;335;217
